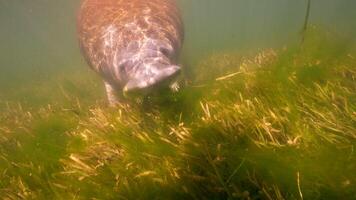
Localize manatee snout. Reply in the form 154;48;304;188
123;64;181;97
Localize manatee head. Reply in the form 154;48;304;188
123;62;181;98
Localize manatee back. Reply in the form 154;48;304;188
77;0;184;86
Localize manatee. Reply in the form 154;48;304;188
77;0;184;105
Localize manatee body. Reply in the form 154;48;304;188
77;0;184;105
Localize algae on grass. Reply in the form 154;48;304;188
0;28;355;199
0;104;78;199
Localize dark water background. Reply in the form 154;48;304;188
0;0;355;104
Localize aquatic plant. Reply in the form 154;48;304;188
301;0;312;44
0;28;355;199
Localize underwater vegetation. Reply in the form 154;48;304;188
0;28;355;199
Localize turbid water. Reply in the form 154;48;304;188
0;1;355;199
1;0;355;100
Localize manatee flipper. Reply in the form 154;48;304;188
104;82;120;107
170;81;180;92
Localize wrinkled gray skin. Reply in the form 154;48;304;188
77;0;184;106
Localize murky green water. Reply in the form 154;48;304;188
1;0;355;98
0;0;355;199
0;0;356;91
